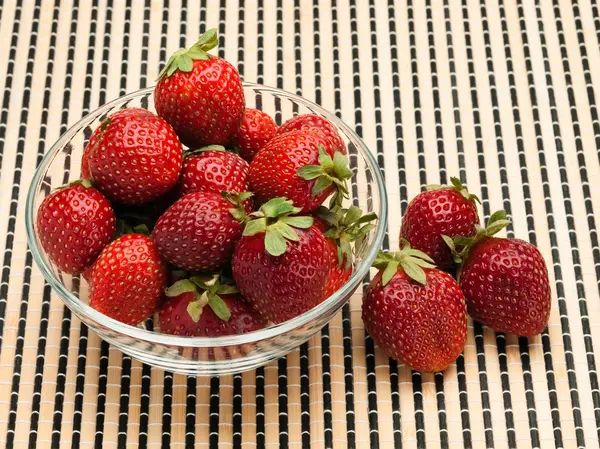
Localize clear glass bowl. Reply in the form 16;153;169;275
25;84;388;375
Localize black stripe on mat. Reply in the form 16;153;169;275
116;3;134;448
385;3;405;446
591;0;600;51
161;371;173;449
460;1;496;446
572;0;600;167
255;2;266;448
93;2;115;446
186;375;197;449
406;1;430;445
441;3;473;446
4;6;43;444
27;1;62;447
332;2;356;447
0;0;23;354
274;3;289;448
209;376;219;449
311;4;334;447
290;2;311;447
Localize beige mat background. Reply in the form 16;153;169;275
1;0;600;447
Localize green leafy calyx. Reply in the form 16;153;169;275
372;241;436;286
317;205;377;271
157;28;219;80
184;145;227;158
223;191;253;223
297;146;353;207
426;176;481;205
242;197;314;257
164;273;236;322
443;209;511;265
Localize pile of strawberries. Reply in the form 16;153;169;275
362;178;551;372
37;30;375;338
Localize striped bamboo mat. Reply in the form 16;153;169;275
1;0;600;447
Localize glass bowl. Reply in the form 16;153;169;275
25;83;388;375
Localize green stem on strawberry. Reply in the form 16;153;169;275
222;191;253;223
164;273;236;322
297;145;353;208
316;204;377;270
426;176;481;205
443;209;511;265
242;197;314;257
373;241;437;286
184;145;228;157
157;28;219;80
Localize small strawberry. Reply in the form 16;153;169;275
314;205;377;300
89;233;167;326
179;145;249;197
448;211;551;336
400;177;480;269
362;245;467;372
158;273;266;337
154;29;245;148
36;180;116;274
152;191;250;271
232;197;330;323
249;131;352;213
277;114;346;155
86;108;183;204
230;108;278;162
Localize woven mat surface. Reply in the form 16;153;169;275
1;0;600;448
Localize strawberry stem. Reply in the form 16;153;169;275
426;176;481;205
373;241;436;286
157;28;219;80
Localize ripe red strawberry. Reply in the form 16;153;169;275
450;211;551;336
277;114;346;155
249;131;352;213
232;197;330;323
152;191;250;271
86;108;183;204
362;246;467;372
158;273;266;337
314;205;377;300
154;29;245;148
400;177;480;269
230;108;278;162
179;146;249;197
89;234;167;326
36;180;116;274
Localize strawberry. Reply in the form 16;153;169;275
154;29;245;148
400;177;480;269
158;273;266;337
36;180;116;274
362;245;467;372
449;211;551;336
314;205;377;300
152;191;250;271
249;131;352;213
86;108;183;205
89;234;167;326
232;198;330;323
179;145;249;197
230;108;278;162
277;114;346;155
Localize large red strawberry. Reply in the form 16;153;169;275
232;197;330;323
362;245;467;372
36;180;116;274
400;177;480;269
86;108;182;204
277;114;346;155
152;191;250;271
449;211;551;336
154;29;245;148
158;273;266;337
314;205;377;300
230;108;278;162
179;146;249;197
89;233;167;326
249;131;352;213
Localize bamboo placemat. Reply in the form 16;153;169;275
1;0;600;447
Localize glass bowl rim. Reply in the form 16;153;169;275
25;82;388;348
